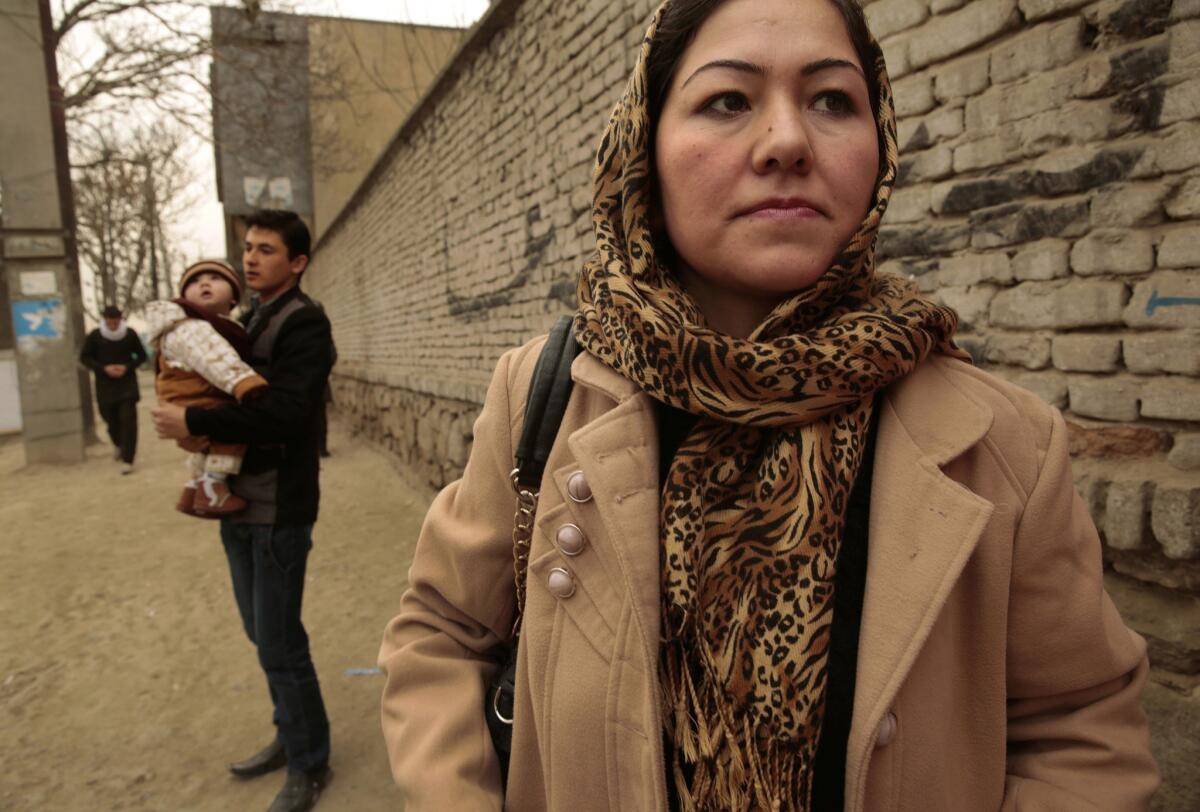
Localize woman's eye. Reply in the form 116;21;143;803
812;91;854;115
705;92;749;116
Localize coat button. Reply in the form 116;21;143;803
875;712;898;748
547;567;576;599
556;523;586;556
566;471;593;503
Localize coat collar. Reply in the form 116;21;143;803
570;350;641;403
98;320;129;341
569;350;994;463
884;355;994;466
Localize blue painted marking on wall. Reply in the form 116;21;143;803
13;298;64;338
1145;290;1200;317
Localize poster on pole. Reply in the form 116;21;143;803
13;298;65;342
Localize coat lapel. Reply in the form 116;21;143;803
845;358;997;807
564;354;663;655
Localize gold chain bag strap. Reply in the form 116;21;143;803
508;469;538;635
485;315;580;790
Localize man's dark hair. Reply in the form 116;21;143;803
245;209;311;261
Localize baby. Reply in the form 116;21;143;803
144;260;266;517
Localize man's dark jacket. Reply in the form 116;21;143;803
185;286;333;526
79;328;148;405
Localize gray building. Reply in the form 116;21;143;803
211;7;314;264
209;6;464;260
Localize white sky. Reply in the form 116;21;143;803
181;0;489;263
291;0;489;26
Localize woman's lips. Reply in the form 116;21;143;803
739;198;824;220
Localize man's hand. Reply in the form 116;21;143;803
103;364;126;378
152;403;189;439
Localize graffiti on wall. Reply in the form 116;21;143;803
1145;290;1200;317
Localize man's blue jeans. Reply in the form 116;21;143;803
220;521;330;774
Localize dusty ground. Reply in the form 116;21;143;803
0;377;428;811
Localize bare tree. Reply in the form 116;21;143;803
72;122;196;318
50;0;295;139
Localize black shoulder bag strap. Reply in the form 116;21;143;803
487;314;581;789
514;314;579;489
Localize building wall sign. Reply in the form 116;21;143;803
268;176;294;207
4;234;65;259
243;176;267;206
19;269;58;296
242;175;295;208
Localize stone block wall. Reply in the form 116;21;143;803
307;0;1199;804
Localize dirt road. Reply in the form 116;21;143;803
0;382;429;810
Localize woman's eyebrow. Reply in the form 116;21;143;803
680;58;766;89
680;56;865;89
802;57;865;80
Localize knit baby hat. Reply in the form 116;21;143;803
180;259;242;299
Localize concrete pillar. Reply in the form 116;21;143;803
0;0;88;463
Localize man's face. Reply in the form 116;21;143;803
103;317;121;331
243;226;307;302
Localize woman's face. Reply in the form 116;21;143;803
654;0;880;337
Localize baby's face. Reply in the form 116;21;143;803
183;272;237;314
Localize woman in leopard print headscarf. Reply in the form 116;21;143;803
575;0;964;807
380;1;1158;809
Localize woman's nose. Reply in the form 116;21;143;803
750;103;813;175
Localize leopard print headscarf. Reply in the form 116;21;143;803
575;2;966;809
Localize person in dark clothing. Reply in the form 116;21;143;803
79;304;148;473
317;383;332;458
152;210;333;812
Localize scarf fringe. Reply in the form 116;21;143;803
663;620;813;812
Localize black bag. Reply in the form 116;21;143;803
485;315;580;789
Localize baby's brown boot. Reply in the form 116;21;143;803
176;482;199;516
192;477;247;516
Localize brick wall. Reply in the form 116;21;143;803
308;0;656;485
307;0;1199;804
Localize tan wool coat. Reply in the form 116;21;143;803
379;336;1159;811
